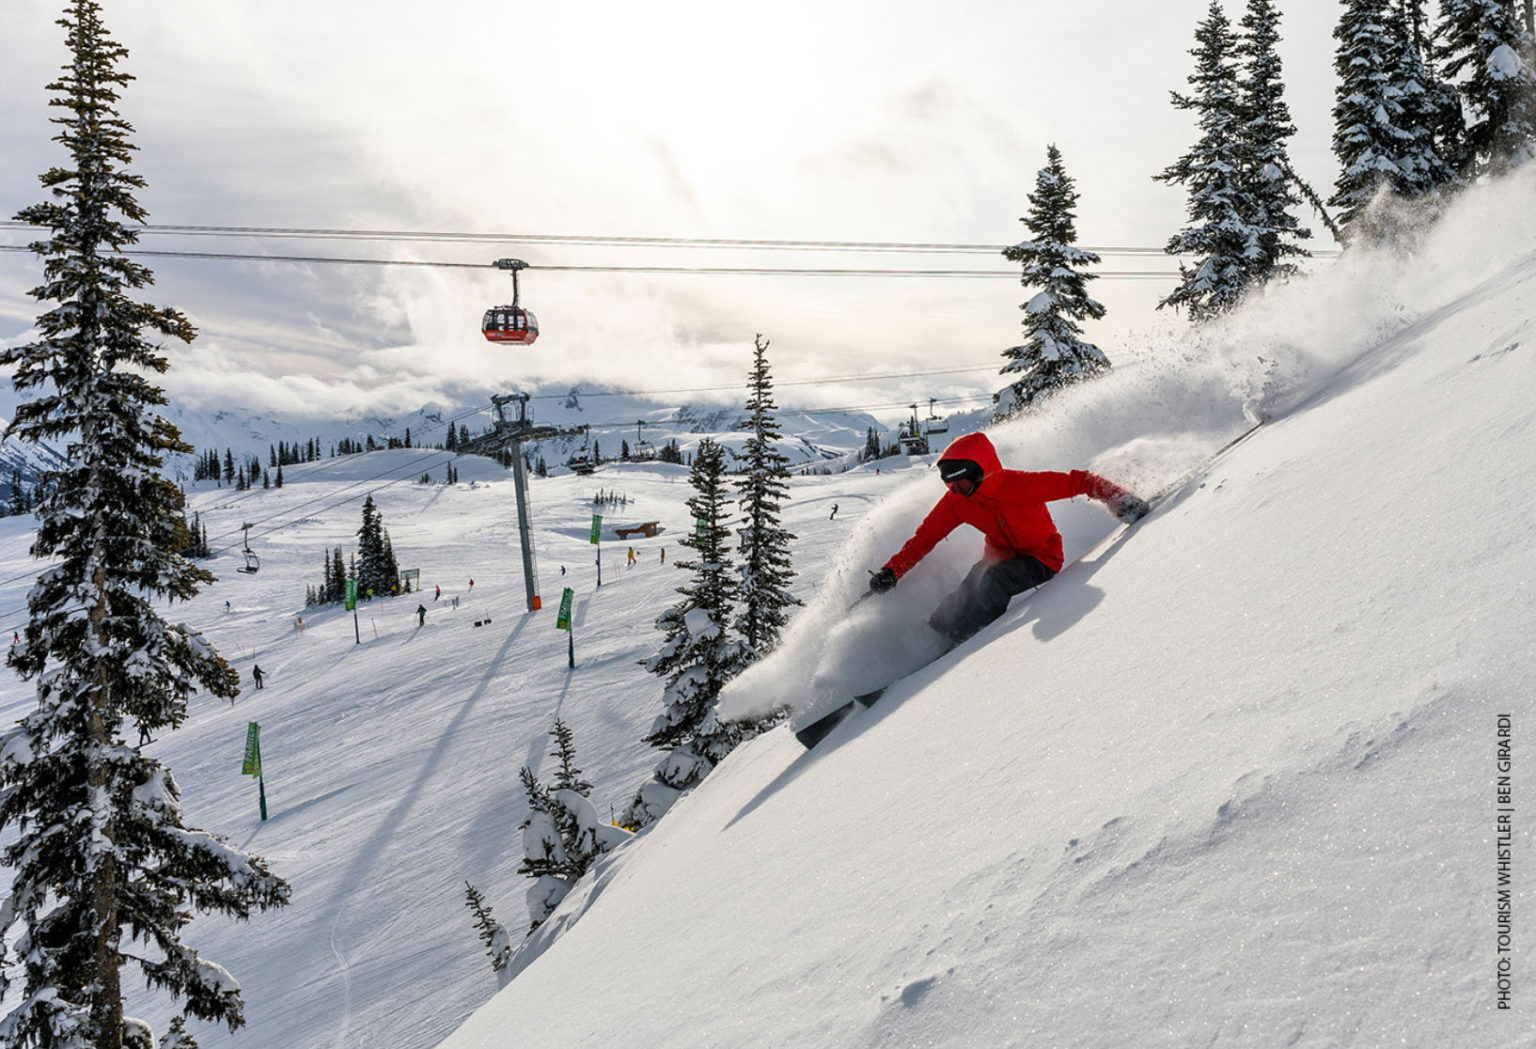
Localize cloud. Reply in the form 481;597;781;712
0;0;1347;423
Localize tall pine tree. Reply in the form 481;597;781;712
1331;0;1462;240
0;5;289;1046
355;493;399;598
1235;0;1311;279
623;439;750;828
1403;0;1471;180
1155;1;1258;319
997;144;1109;417
1434;0;1536;176
734;335;798;659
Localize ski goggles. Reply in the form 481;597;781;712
939;459;983;494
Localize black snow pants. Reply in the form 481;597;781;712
928;555;1055;645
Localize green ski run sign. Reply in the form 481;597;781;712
242;721;262;777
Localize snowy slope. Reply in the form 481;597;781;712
0;441;922;1048
434;179;1536;1048
0;173;1532;1049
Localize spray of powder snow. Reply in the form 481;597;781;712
719;168;1536;723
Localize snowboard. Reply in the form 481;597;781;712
788;627;965;749
791;688;889;749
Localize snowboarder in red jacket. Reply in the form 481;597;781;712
869;432;1149;644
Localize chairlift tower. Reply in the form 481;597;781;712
459;392;588;612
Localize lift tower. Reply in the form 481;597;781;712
460;393;587;612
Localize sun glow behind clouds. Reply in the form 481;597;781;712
0;0;1344;416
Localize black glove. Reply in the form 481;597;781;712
869;567;897;593
1110;492;1151;524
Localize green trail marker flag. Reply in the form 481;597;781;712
557;587;576;668
242;722;262;777
592;513;604;587
242;721;269;821
345;578;358;611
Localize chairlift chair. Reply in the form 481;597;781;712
237;523;260;574
925;397;949;435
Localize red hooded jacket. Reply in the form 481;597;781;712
883;432;1127;578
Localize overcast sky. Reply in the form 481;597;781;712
0;0;1344;420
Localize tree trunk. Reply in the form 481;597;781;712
89;563;124;1049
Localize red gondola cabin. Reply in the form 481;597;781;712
482;306;539;345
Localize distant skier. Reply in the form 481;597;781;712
252;664;265;690
417;604;427;627
627;546;636;567
660;548;665;564
868;432;1149;646
137;721;152;746
468;578;474;591
829;503;839;520
434;585;441;601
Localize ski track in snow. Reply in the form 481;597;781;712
327;913;355;1049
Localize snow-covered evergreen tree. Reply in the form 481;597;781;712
1331;0;1463;240
863;426;881;461
517;723;626;931
160;1015;198;1049
1235;0;1312;278
356;494;383;597
1401;0;1471;181
1434;0;1536;176
623;439;750;828
734;335;798;659
355;494;399;598
997;145;1109;417
462;881;513;981
0;4;290;1046
548;718;593;795
121;1019;153;1049
1155;1;1258;319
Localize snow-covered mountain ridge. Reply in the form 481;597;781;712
155;393;897;481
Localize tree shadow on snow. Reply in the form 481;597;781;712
316;612;532;910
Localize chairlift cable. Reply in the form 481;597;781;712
0;244;1182;280
0;219;1341;259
